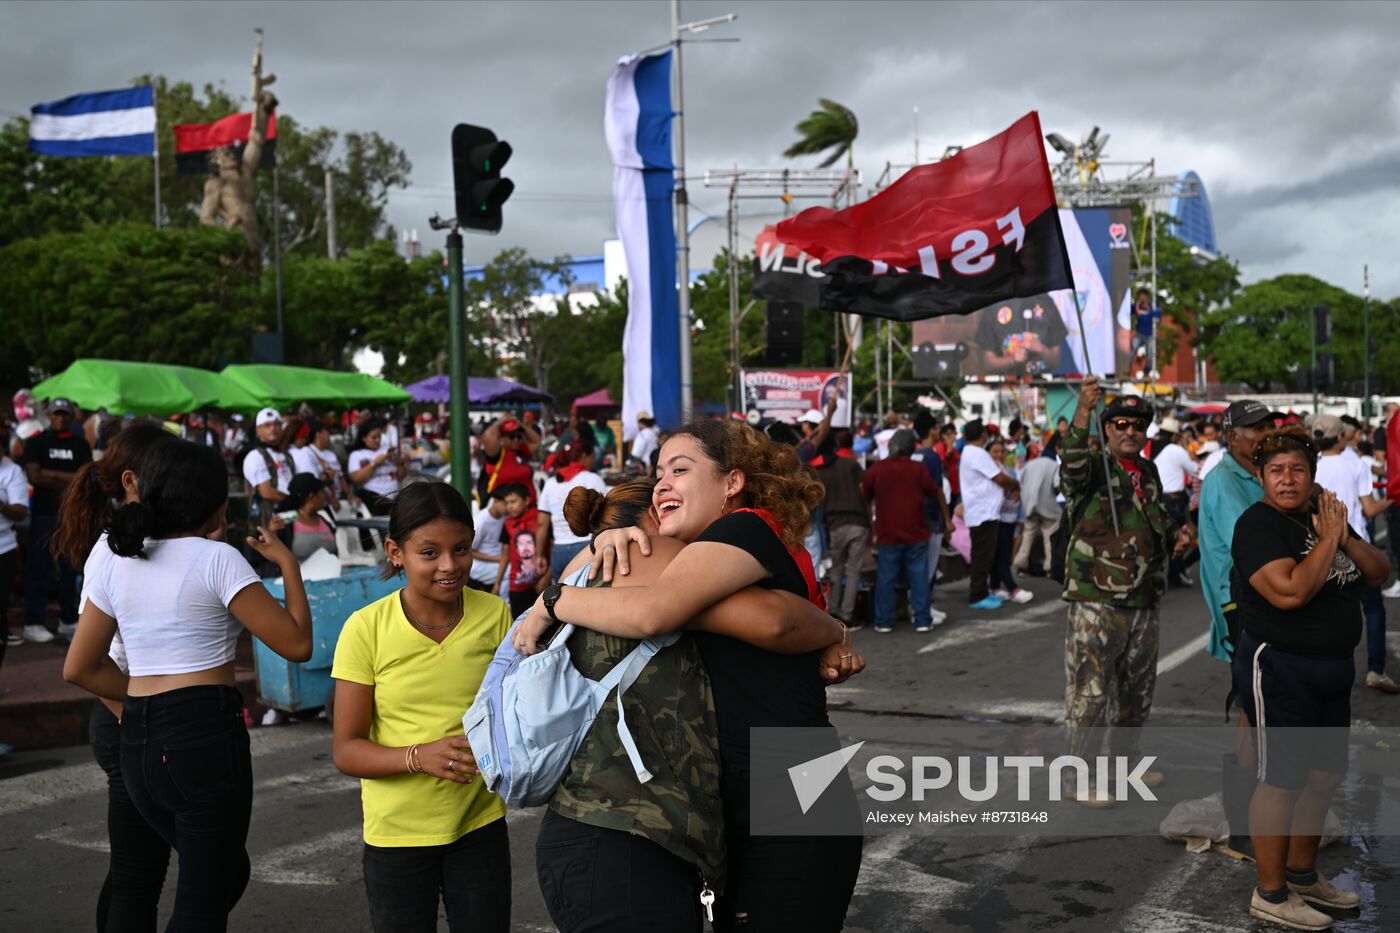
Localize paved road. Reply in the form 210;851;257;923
3;575;1397;931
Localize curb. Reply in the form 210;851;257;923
0;673;263;752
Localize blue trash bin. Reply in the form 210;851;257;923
255;567;401;713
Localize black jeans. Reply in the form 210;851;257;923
362;817;511;933
121;685;252;933
989;520;1019;593
968;520;999;603
23;512;79;628
90;700;171;933
535;809;703;933
714;768;863;932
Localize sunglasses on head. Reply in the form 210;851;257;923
1107;418;1149;433
504;431;525;440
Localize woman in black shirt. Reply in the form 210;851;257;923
514;419;864;932
1230;428;1387;930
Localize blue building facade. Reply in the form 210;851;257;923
1167;170;1217;255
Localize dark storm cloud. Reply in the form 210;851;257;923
3;0;1397;293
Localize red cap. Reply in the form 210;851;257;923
500;419;522;434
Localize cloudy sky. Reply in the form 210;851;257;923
4;0;1398;296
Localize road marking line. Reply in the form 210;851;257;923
1157;633;1210;675
0;728;331;819
252;826;362;886
917;615;1051;654
36;822;109;853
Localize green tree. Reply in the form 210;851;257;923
1126;206;1241;369
1198;274;1364;392
782;99;859;168
0;75;412;259
0;224;257;380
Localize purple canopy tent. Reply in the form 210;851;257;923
403;375;554;407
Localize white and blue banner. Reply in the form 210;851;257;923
29;86;156;158
604;52;679;438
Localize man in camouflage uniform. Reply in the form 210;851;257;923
1060;377;1190;802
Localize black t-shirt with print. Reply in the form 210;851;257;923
691;510;827;771
1231;501;1364;657
22;429;93;515
974;296;1068;374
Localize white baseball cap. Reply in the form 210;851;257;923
798;409;826;425
255;407;282;427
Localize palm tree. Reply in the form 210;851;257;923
782;99;859;168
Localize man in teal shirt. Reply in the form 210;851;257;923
1198;400;1274;661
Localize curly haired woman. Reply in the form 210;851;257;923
515;419;864;932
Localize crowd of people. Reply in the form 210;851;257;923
5;381;1400;932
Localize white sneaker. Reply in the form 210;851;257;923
23;625;55;644
57;622;78;641
5;633;22;648
1383;580;1400;598
930;608;948;625
1009;588;1034;604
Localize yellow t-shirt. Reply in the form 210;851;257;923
331;588;511;847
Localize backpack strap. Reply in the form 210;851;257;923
596;631;680;784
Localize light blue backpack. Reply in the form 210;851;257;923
462;567;678;808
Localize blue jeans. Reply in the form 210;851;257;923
1362;584;1386;675
549;540;589;583
875;541;930;629
23;512;78;628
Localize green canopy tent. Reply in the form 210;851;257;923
32;358;261;415
219;364;410;410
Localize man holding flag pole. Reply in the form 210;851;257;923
770;110;1191;802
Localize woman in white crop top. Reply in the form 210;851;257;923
64;440;313;931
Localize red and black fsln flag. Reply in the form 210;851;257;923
768;111;1070;322
173;112;277;176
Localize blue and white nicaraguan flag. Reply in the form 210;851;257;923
28;86;156;158
604;52;680;436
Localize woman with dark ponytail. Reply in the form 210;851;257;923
64;440;315;932
52;421;178;933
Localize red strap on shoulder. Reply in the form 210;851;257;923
732;508;826;609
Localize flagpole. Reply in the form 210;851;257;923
152;83;162;228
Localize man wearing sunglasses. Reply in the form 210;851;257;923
1060;377;1189;803
482;413;541;503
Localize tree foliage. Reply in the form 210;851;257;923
0;75;410;260
0;224;257;382
1196;273;1392;393
1137;210;1242;367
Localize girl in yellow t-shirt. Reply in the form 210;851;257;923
331;481;512;933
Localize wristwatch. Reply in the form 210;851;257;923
542;583;565;623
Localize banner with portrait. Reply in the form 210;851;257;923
741;369;852;428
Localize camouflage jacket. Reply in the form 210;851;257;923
548;578;725;888
1060;424;1176;609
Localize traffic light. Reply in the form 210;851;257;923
452;124;514;233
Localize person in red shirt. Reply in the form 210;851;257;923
935;423;961;504
481;415;539;504
492;483;543;618
1384;403;1400;597
862;429;942;633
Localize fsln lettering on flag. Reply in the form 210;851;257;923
29;86;156;158
767;111;1071;322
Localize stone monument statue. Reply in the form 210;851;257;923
199;28;277;272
